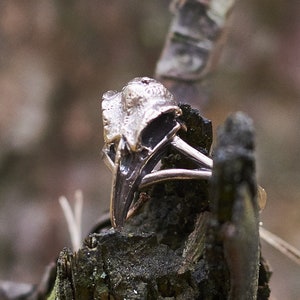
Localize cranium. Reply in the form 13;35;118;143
102;77;182;152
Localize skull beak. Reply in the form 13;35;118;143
109;136;165;229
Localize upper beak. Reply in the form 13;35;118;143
110;137;166;229
110;118;182;229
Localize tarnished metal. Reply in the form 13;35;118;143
102;77;184;229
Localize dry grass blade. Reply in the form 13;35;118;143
59;190;83;252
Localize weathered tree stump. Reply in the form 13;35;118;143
46;107;270;299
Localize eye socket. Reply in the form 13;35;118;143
141;113;177;149
107;142;117;162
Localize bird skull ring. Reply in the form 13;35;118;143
101;77;212;229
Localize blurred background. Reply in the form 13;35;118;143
0;1;299;299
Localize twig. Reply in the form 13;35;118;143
59;190;83;252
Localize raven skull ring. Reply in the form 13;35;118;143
101;77;212;229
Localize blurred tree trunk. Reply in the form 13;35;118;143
155;0;235;108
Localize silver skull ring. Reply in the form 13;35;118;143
101;77;212;229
